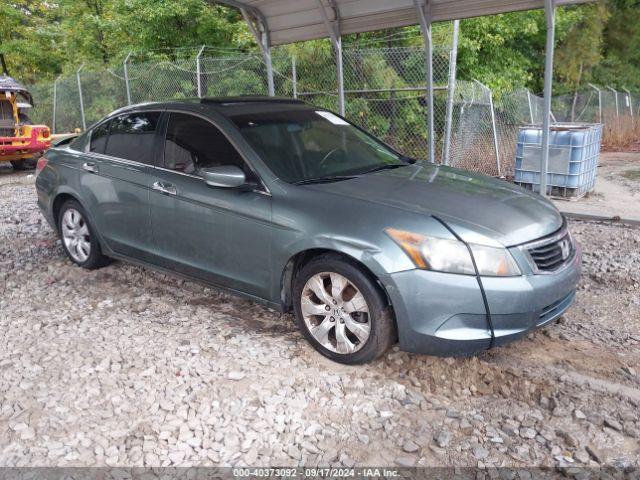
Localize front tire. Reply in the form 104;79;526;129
57;200;110;269
293;254;396;364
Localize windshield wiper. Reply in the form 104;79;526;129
358;163;409;175
294;175;358;185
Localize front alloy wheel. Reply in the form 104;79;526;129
293;255;396;364
301;272;371;354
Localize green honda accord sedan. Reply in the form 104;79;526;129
35;97;581;364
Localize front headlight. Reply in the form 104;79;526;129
385;228;521;277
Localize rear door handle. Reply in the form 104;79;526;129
152;181;177;195
83;162;98;173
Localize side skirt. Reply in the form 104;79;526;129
104;249;283;313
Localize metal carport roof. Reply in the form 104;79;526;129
220;0;590;46
213;0;594;196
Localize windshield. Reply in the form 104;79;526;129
230;109;405;183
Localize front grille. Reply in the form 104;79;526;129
526;228;574;273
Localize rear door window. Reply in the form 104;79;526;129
89;121;110;154
104;111;161;164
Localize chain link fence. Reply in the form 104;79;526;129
24;43;639;178
552;87;636;123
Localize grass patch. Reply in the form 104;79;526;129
622;169;640;181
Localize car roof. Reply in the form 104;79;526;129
111;96;315;118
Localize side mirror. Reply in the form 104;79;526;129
201;165;246;188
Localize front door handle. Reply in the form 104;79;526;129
152;181;177;195
83;162;98;173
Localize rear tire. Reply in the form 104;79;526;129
293;254;396;364
57;199;111;270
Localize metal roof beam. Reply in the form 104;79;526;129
210;0;271;47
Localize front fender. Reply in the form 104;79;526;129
273;233;409;310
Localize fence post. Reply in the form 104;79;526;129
588;83;602;123
124;52;133;105
336;37;346;116
291;55;298;99
52;77;58;134
527;89;535;123
607;86;619;117
76;64;86;131
442;19;459;166
196;45;206;98
475;80;501;177
623;88;633;117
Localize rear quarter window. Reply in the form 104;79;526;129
68;133;88;151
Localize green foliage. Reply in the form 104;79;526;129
0;1;64;82
0;0;244;80
456;11;543;94
592;0;640;91
454;3;615;96
0;0;637;95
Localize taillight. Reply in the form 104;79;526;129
41;128;50;138
36;156;48;174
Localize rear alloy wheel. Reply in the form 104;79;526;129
58;200;110;269
293;255;396;364
61;208;91;263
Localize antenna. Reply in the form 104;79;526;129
0;54;9;76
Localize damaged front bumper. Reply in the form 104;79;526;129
380;241;582;356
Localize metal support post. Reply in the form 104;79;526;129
442;20;459;165
414;0;435;163
316;0;345;116
242;8;275;96
540;0;556;197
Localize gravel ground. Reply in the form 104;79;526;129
1;167;639;469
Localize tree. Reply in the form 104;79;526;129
593;0;640;90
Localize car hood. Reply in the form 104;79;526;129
307;162;563;247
